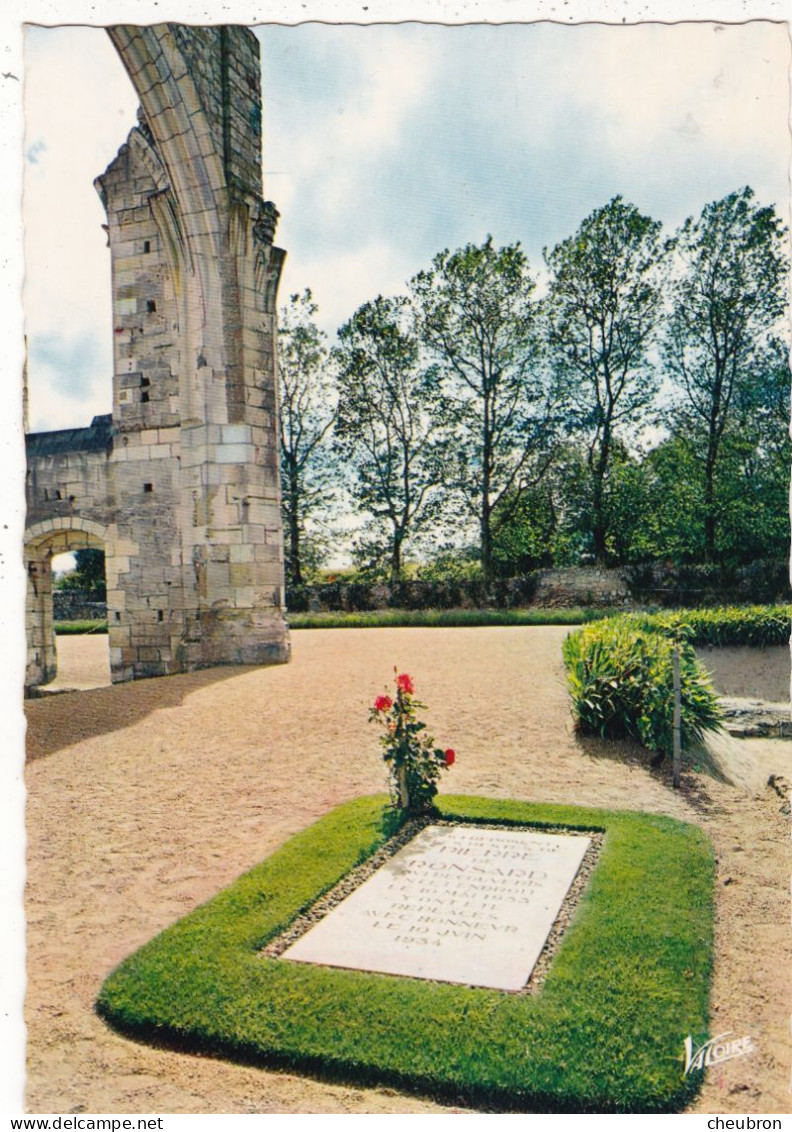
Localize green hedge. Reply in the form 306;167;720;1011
563;604;791;753
563;620;722;752
96;795;713;1112
622;605;792;648
288;608;608;629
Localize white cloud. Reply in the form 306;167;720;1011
263;26;438;223
27;357;110;434
560;22;791;214
583;22;788;147
279;239;419;335
23;26;138;430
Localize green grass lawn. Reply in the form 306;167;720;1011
54;620;108;634
96;796;713;1112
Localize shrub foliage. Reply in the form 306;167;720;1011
563;618;722;752
622;604;792;648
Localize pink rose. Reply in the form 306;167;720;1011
396;673;414;695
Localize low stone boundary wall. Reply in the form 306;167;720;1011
622;560;790;608
53;590;107;621
287;560;790;613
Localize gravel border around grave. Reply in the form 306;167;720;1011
261;815;603;994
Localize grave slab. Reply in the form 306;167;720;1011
282;823;590;991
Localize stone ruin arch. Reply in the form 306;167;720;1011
24;24;289;691
25;514;110;688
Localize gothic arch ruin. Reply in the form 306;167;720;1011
24;24;289;691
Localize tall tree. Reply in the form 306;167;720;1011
333;296;438;582
56;548;106;598
662;187;788;560
544;196;667;563
409;237;550;580
277;290;337;587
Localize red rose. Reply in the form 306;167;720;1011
396;673;414;694
444;748;456;766
374;695;393;713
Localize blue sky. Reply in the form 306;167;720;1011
22;20;791;433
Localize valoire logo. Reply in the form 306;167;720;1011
684;1031;755;1074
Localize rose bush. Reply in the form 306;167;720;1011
370;668;455;813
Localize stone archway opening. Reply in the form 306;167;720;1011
25;521;111;691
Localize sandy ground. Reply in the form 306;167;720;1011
25;628;792;1115
40;633;112;691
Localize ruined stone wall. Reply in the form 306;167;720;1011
26;416;114;529
102;23;288;679
169;25;263;197
24;417;114;686
24;24;289;689
94;126;185;682
53;591;107;621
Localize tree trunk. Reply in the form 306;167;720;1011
289;501;303;586
703;453;716;563
481;394;493;580
592;428;611;564
591;478;607;563
703;364;725;563
390;530;403;585
480;508;492;581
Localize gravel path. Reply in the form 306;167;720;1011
25;627;792;1114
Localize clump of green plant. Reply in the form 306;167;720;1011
623;604;792;648
370;669;455;812
563;619;722;753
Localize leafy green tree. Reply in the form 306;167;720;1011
544;196;668;563
711;433;789;564
333;296;439;583
56;548;106;598
409;237;551;580
489;483;558;575
598;422;788;567
662;187;788;560
606;437;706;564
277;290;337;586
415;546;483;583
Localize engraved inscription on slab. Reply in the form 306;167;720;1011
282;824;590;992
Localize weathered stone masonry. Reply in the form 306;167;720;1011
24;24;289;690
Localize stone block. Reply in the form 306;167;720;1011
214;442;256;465
253;544;280;564
230;544;254;563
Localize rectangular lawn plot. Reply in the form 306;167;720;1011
97;797;715;1110
282;823;590;991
